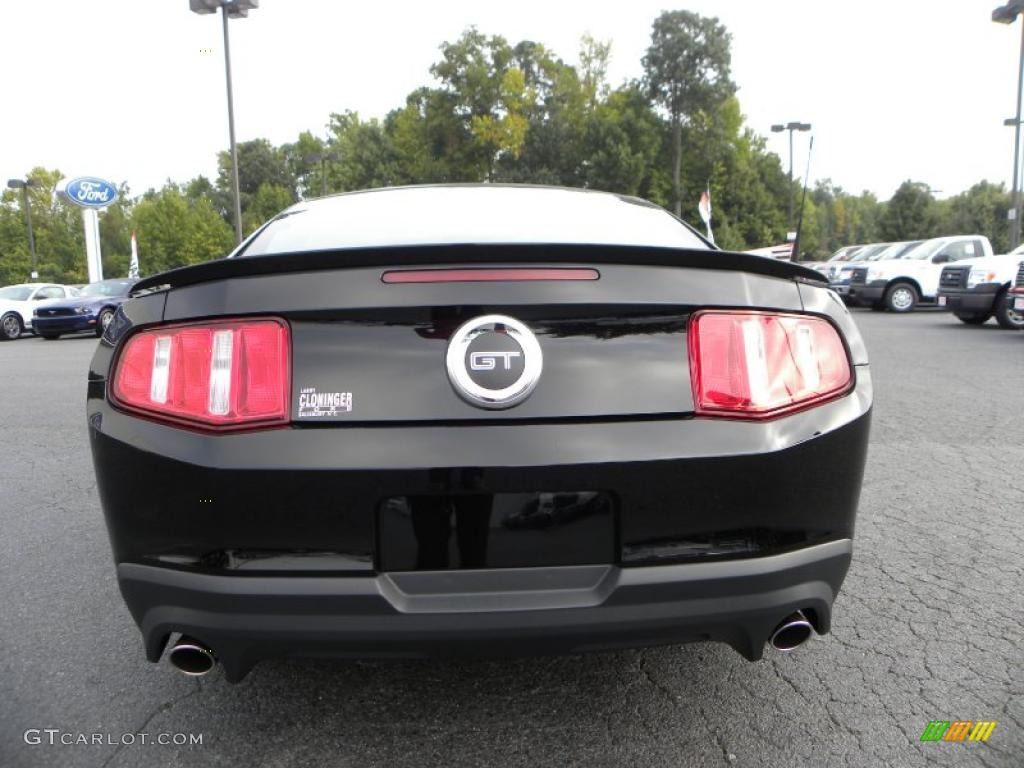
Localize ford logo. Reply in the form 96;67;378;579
64;177;118;208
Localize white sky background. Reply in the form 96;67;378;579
0;1;1018;203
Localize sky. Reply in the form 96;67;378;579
0;1;1019;203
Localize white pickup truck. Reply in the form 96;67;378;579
935;243;1024;329
842;236;994;312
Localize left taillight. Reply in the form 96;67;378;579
111;318;290;431
689;311;852;420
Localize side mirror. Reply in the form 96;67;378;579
932;253;952;264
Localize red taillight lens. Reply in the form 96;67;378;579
689;311;852;419
111;318;290;431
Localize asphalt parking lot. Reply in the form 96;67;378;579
1;309;1021;768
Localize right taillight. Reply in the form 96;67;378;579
689;311;852;420
110;317;290;432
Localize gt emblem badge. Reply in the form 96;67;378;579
446;315;543;409
469;350;521;371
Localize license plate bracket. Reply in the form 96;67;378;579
377;491;616;571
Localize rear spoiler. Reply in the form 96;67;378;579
131;243;827;295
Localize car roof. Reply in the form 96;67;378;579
238;184;712;257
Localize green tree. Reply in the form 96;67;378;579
941;181;1011;253
496;43;589;185
708;129;788;251
831;189;882;251
431;28;535;180
0;168;89;284
583;85;667;198
282;131;337;199
0;194;34;285
216;139;297;230
243;183;294;234
99;194;133;279
642;10;735;216
390;87;476;183
879;181;940;241
132;185;235;274
326;111;400;190
579;35;611;109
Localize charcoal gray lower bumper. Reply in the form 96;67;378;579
118;538;853;682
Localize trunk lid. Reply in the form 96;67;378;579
152;247;808;423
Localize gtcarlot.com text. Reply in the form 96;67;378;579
23;729;203;747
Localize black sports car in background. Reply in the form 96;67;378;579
34;277;138;339
88;185;871;682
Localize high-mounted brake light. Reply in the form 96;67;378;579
382;268;600;283
111;318;290;431
688;311;852;419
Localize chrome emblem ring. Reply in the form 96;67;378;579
445;314;543;409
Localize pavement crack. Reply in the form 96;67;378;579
98;680;202;768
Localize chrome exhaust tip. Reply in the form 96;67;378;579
167;635;216;676
769;611;813;651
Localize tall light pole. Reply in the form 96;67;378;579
1003;116;1019;210
994;1;1024;250
190;0;258;245
771;121;812;231
302;151;341;198
7;178;43;279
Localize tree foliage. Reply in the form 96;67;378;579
642;10;735;216
0;14;1016;285
131;184;235;273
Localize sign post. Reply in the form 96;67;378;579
61;177;118;284
83;208;103;283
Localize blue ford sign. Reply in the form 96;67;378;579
64;177;118;208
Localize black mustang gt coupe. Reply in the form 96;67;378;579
88;185;871;682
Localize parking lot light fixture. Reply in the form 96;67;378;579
994;1;1024;248
7;177;43;279
771;121;812;229
189;0;259;244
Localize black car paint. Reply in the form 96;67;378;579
90;245;870;682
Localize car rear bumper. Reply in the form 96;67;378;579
119;538;853;682
90;366;871;679
937;284;1001;314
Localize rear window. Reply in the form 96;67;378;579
239;186;710;257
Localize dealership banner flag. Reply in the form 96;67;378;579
698;185;714;244
129;231;139;279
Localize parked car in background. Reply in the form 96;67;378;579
829;244;890;297
841;236;993;312
810;245;865;281
868;240;924;262
0;283;78;340
744;242;795;260
32;278;139;339
937;243;1024;329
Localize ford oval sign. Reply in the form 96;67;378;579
64;177;118;208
